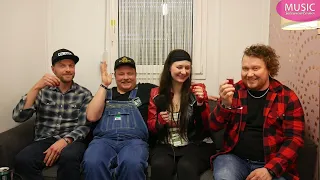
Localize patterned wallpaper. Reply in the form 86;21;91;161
269;1;320;145
269;1;320;179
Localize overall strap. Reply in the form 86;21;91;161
128;86;138;100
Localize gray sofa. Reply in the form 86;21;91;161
0;100;318;180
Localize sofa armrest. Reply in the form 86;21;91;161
0;117;35;168
297;137;318;180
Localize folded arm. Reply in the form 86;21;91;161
12;87;42;122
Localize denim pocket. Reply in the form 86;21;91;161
104;108;135;130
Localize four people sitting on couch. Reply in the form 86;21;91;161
12;44;305;180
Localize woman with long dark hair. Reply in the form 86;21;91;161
147;49;216;180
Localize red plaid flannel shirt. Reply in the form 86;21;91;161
210;79;305;180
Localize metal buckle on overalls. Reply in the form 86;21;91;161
132;97;142;107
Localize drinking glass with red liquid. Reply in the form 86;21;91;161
190;83;206;92
190;83;208;100
227;78;234;85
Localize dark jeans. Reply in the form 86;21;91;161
150;142;215;180
14;137;86;180
213;154;286;180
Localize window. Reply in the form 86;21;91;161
106;0;208;83
118;0;193;66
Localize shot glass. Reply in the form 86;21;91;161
190;83;206;93
226;78;234;85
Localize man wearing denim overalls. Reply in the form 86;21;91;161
82;56;157;180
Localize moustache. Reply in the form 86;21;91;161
120;80;131;83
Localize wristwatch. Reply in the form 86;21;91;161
221;103;231;109
63;137;71;144
267;168;276;178
100;84;108;90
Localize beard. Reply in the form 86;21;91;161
244;78;269;91
59;74;74;83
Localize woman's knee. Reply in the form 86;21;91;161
151;155;174;170
177;157;196;172
177;156;200;176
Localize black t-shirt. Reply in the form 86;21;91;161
110;83;157;122
232;89;268;161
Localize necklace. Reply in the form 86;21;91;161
172;100;180;112
247;88;269;99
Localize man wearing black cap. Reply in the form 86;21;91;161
12;49;92;180
82;56;157;180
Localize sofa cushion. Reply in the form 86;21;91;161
200;170;213;180
0;118;34;168
297;137;318;180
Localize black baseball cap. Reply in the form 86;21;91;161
51;49;79;65
114;56;136;70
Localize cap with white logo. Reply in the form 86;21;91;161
51;49;79;65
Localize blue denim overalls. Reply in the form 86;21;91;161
93;87;149;141
83;87;149;180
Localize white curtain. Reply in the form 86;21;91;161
118;0;193;84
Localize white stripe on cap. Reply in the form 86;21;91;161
57;52;73;56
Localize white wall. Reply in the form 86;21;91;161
46;0;106;93
205;0;270;96
0;0;48;132
0;0;269;132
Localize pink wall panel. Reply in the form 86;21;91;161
269;1;320;179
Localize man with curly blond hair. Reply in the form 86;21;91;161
210;44;304;180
